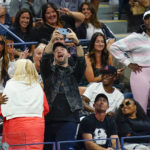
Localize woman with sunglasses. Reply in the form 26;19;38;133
0;35;15;95
115;98;150;150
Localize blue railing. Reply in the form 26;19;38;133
9;142;56;150
1;135;150;149
0;24;26;50
57;137;119;150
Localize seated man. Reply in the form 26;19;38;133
0;5;11;27
77;93;119;150
82;65;124;116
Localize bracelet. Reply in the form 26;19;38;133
75;42;81;47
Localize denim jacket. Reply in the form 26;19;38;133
40;53;86;112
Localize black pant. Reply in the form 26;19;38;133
44;121;77;150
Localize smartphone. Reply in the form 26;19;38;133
35;18;42;22
58;28;70;35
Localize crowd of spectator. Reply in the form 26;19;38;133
0;0;150;150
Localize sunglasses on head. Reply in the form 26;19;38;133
120;101;132;109
0;40;5;45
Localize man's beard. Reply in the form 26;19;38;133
55;57;67;66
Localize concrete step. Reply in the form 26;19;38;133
101;20;128;34
98;13;114;20
98;3;127;20
98;4;118;14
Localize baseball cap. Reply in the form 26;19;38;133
94;93;109;105
143;10;150;20
52;42;68;52
101;65;117;75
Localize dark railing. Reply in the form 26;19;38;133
57;137;119;150
2;135;149;150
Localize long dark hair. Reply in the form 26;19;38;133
0;35;9;82
88;32;108;69
42;2;59;25
115;98;148;121
14;8;33;32
79;2;102;28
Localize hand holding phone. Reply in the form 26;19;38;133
58;28;70;35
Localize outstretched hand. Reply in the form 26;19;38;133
57;7;72;16
19;48;29;59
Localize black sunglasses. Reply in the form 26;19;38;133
0;40;5;45
120;101;131;109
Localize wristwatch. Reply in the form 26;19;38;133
75;42;81;47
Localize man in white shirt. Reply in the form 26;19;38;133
82;65;124;115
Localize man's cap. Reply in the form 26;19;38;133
94;93;109;105
52;42;68;52
143;10;150;20
101;65;117;75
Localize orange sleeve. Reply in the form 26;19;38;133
43;92;49;116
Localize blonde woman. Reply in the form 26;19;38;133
1;59;49;150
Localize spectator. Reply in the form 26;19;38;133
9;0;47;24
37;2;85;42
1;59;49;150
78;1;115;48
77;93;119;150
127;0;150;32
33;43;46;87
115;98;150;150
82;65;124;116
47;0;84;11
0;5;11;27
40;29;86;150
33;43;46;74
0;34;15;94
8;8;37;56
0;5;7;25
0;0;11;14
110;10;150;112
118;0;130;20
84;32;113;83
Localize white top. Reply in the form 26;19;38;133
86;23;104;40
83;82;124;113
110;32;150;66
1;79;43;120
